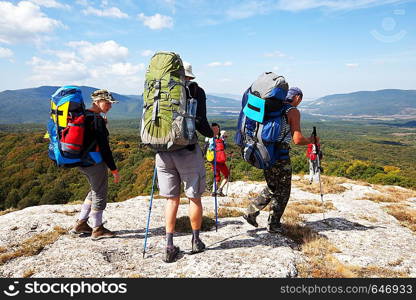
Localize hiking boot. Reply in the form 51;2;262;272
163;246;180;263
70;219;92;234
91;224;115;240
243;211;259;228
217;188;225;197
267;222;283;234
191;238;206;254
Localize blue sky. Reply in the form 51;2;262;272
0;0;415;99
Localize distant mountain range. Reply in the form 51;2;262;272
302;89;416;118
0;86;241;124
0;87;415;124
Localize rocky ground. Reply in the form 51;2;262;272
0;176;415;278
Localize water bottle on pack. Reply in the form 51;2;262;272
186;97;197;140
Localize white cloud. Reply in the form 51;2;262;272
264;51;286;58
27;40;144;93
140;50;154;57
223;0;406;21
138;13;173;30
29;0;70;9
67;40;129;62
226;1;269;19
0;1;63;44
28;56;90;82
105;62;145;76
0;47;14;59
346;63;359;68
82;6;129;18
207;61;233;67
75;0;88;6
276;0;405;12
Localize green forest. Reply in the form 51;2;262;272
1;118;415;211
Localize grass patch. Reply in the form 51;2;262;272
66;200;84;205
52;210;79;216
179;199;189;205
373;186;416;202
384;204;416;232
222;198;252;209
363;193;401;203
206;207;245;219
294;176;347;194
128;274;144;278
283;200;335;225
282;201;408;278
175;216;216;233
388;259;403;267
0;208;18;216
358;215;378;223
22;269;35;278
0;226;67;265
349;266;408;278
289;200;335;215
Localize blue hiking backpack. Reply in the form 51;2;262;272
46;86;102;168
235;72;291;169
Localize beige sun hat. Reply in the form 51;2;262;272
183;61;196;79
91;89;119;104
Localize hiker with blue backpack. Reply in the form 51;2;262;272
140;54;213;263
236;73;319;233
70;89;120;240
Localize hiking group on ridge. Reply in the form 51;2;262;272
46;51;320;263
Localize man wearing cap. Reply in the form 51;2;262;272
156;62;214;263
243;87;320;233
71;89;120;240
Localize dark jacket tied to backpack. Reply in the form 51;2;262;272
185;81;214;151
187;81;213;138
83;111;117;171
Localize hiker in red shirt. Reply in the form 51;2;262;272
306;143;322;184
207;123;230;197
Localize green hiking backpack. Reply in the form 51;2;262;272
140;51;198;151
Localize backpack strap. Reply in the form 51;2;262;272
152;81;161;121
81;111;99;159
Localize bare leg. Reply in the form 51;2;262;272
165;197;180;233
189;197;203;230
219;178;228;190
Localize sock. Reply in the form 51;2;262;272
166;233;174;248
90;210;103;228
192;230;200;241
78;203;91;221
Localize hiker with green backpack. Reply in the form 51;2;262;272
235;75;319;233
140;53;213;263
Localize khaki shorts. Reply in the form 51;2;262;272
155;145;206;198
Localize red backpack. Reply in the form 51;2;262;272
214;138;226;163
306;143;322;161
60;114;86;156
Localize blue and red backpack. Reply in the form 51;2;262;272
46;86;102;168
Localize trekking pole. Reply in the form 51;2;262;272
213;144;218;232
225;152;233;197
312;127;325;221
143;164;157;258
